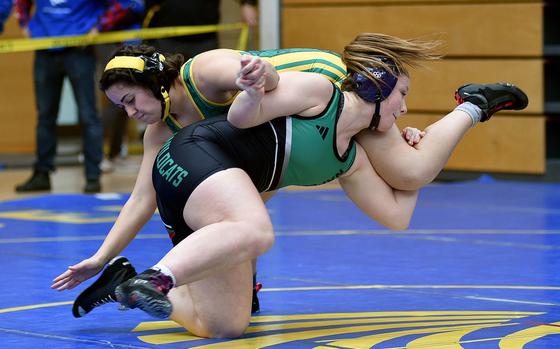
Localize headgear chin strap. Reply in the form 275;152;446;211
160;86;171;122
369;99;382;130
104;52;170;120
352;56;398;130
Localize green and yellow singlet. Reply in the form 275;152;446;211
163;48;347;134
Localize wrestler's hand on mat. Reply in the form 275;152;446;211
51;256;104;291
236;54;266;96
402;127;426;146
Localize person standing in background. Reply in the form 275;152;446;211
144;0;258;59
14;0;143;193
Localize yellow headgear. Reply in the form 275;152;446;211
104;53;166;72
104;53;170;121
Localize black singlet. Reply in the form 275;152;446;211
152;117;285;245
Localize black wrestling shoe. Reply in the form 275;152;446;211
115;268;174;319
252;281;262;314
72;256;137;318
454;83;528;122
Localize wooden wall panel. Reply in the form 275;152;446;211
396;113;546;174
0;17;35;153
282;2;543;56
407;59;543;114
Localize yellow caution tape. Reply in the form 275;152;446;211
0;22;249;53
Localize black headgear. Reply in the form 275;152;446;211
351;57;398;129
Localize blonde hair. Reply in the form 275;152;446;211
341;32;443;92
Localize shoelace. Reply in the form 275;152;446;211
92;294;116;307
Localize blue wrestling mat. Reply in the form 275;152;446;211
1;179;560;348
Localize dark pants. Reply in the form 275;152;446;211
33;48;102;180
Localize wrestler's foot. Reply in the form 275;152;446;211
72;256;137;318
115;269;174;319
455;83;528;121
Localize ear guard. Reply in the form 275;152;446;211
104;53;170;121
352;57;398;103
352;57;398;129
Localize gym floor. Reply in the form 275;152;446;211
0;163;559;348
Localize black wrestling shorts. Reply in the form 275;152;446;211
152;117;285;245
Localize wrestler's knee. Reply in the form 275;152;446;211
238;217;275;257
204;319;250;339
178;313;250;339
388;166;436;191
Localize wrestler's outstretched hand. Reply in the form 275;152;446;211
51;256;104;291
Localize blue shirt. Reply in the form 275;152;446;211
16;0;144;38
0;0;12;33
